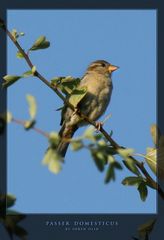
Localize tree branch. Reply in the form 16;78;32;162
0;18;65;102
1;17;164;200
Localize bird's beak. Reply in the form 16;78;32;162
108;65;119;73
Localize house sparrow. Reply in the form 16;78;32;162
57;60;119;158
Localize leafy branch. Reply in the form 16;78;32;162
0;193;27;240
132;218;156;240
1;17;164;201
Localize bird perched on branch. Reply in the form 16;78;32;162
57;60;119;158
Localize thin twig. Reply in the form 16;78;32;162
1;17;164;199
12;118;49;138
102;113;112;124
0;20;65;102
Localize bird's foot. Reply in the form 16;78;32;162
95;121;103;131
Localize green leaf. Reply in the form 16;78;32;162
51;77;81;96
105;146;117;155
51;76;63;86
42;148;53;165
150;124;159;146
6;194;16;208
7;111;13;123
31;35;46;47
94;133;103;141
22;70;33;78
122;177;148;201
145;124;163;178
3;75;22;88
19;32;25;36
113;161;123;170
11;29;19;39
24;120;36;130
118;148;134;158
61;76;75;83
69;86;87;107
122;176;143;186
83;126;95;141
42;148;62;174
39;40;50;49
32;66;37;74
105;160;122;184
16;51;24;59
137;182;148;201
105;163;115;183
83;127;103;142
3;75;21;81
48;158;62;174
123;158;141;176
71;140;83;151
61;77;81;94
96;140;105;146
145;147;156;175
138;219;156;239
118;148;140;176
91;149;106;172
48;132;60;147
29;35;50;51
26;94;37;119
107;155;115;163
11;29;25;40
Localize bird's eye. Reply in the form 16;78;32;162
101;63;106;67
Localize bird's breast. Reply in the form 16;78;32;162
79;73;113;121
80;73;112;96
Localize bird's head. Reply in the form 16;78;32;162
87;60;119;76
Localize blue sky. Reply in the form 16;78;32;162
7;10;156;213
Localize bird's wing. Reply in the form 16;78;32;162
60;104;67;126
60;77;84;126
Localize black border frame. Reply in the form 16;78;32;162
1;0;164;239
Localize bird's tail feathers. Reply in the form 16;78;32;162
57;125;77;158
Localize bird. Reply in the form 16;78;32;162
57;60;119;158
